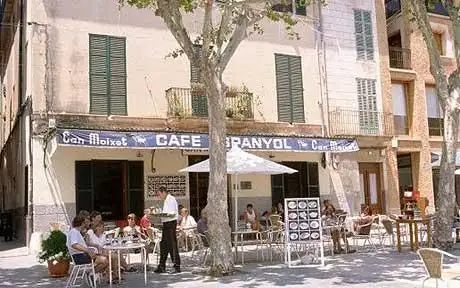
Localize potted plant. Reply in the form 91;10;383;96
38;230;71;278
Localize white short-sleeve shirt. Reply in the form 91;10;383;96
162;194;178;223
87;229;106;248
66;227;87;255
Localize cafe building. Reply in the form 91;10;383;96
37;128;360;227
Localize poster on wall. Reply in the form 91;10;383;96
284;197;324;268
146;175;187;198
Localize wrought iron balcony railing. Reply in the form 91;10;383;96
329;108;394;137
389;46;411;69
166;86;254;120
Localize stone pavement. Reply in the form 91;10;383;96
1;241;459;288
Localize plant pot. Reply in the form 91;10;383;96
47;259;70;278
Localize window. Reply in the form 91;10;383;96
357;78;379;134
354;9;374;61
392;83;409;135
271;0;307;16
426;86;443;136
189;45;208;117
275;54;305;123
89;34;127;115
433;33;443;55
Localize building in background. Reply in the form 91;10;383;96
0;0;396;245
384;0;457;211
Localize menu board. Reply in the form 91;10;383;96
285;198;322;242
284;197;324;268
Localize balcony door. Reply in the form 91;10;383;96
359;163;383;214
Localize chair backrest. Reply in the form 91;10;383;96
417;248;443;279
381;219;393;235
357;221;373;235
268;214;282;227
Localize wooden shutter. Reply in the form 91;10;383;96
295;0;306;16
354;10;374;60
108;37;127;115
89;35;109;114
357;78;378;133
190;45;203;83
75;161;93;212
275;54;305;123
191;94;208;117
434;33;443;55
127;161;144;215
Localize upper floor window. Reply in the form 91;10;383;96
392;83;409;135
433;32;444;55
426;86;443;136
272;0;307;16
89;34;127;115
354;9;374;61
357;78;378;134
275;53;305;123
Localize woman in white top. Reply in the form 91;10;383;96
177;208;197;250
243;203;260;230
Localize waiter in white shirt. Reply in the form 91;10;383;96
154;186;181;273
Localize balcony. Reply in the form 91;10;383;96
385;0;401;19
329;108;394;137
385;0;448;19
389;46;411;69
166;86;254;120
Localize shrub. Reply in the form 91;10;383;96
37;230;70;264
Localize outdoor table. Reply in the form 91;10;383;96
394;217;432;252
232;229;261;265
103;241;148;287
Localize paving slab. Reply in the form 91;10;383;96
1;241;459;288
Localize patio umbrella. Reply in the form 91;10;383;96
179;146;297;228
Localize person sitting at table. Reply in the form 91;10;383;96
90;211;102;229
177;207;197;250
243;204;260;231
277;202;284;220
86;222;133;274
424;198;436;216
177;204;184;225
322;200;336;216
322;205;344;253
67;215;110;283
140;208;152;235
353;205;374;233
123;213;146;239
197;209;208;234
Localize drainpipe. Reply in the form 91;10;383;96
315;1;330;138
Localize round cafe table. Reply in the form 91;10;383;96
103;242;148;287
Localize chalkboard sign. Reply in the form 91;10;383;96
146;175;187;198
284;197;324;268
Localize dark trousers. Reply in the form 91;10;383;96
159;220;180;268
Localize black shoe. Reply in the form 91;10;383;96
154;267;166;274
173;266;181;273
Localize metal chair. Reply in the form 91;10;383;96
65;247;99;288
417;248;460;288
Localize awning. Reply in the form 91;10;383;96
56;128;360;153
431;152;460;166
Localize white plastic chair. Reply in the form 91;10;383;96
65;247;99;288
417;248;460;288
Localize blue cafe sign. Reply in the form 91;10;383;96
57;129;359;153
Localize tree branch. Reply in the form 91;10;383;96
156;0;196;61
202;0;214;62
216;1;233;52
404;0;448;103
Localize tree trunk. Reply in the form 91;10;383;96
435;91;460;248
203;65;234;276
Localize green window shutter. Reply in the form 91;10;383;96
295;0;307;16
354;10;374;61
191;94;208;117
89;35;109;114
357;78;378;134
289;55;305;123
108;37;127;115
275;54;305;123
190;45;203;83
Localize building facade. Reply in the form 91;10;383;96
385;0;459;212
0;0;394;245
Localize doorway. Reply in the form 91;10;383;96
75;160;144;220
359;163;383;214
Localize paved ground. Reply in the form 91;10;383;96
1;240;460;288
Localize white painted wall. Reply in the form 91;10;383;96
322;0;383;111
28;0;322;124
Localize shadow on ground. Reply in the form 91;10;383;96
0;250;436;288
